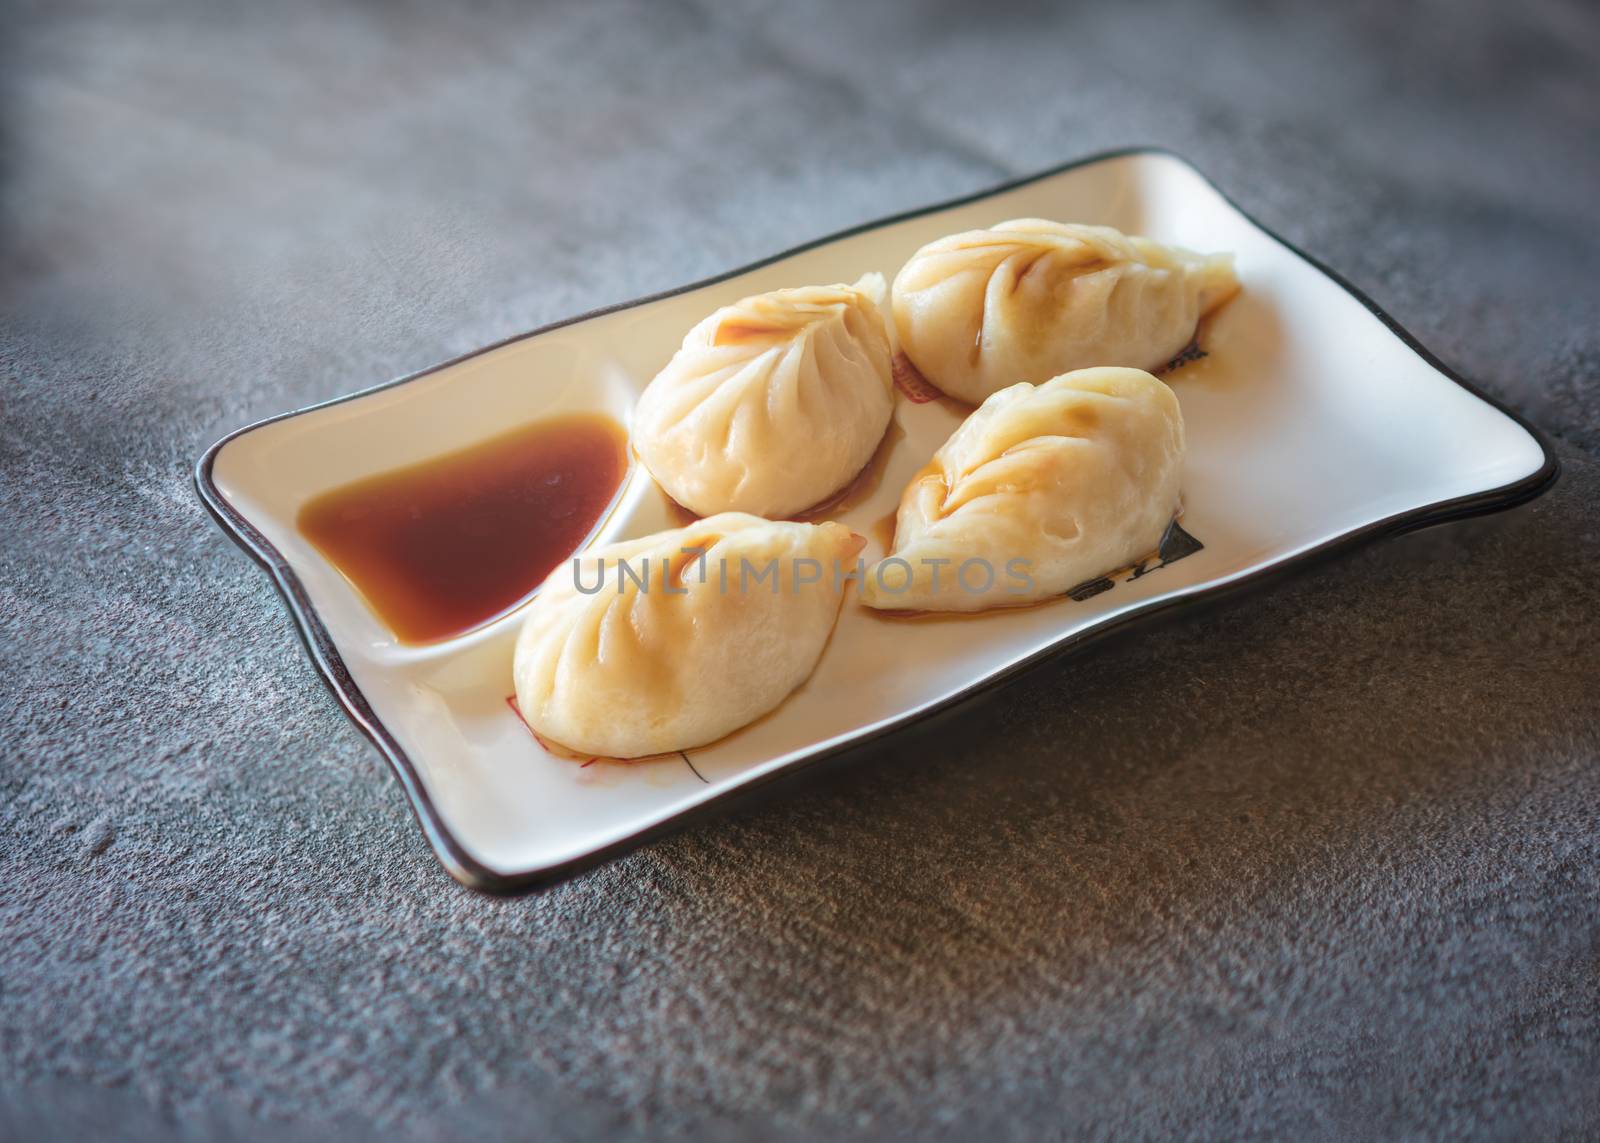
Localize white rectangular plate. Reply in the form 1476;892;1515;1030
197;149;1557;891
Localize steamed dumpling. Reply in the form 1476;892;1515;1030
892;220;1238;404
861;368;1183;613
634;275;895;519
514;514;864;758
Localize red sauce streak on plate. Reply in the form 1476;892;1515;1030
507;697;601;767
299;414;627;644
892;353;973;414
507;695;689;769
891;353;943;403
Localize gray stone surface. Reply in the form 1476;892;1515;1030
3;0;1599;1139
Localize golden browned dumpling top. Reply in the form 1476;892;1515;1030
892;220;1237;404
863;367;1184;613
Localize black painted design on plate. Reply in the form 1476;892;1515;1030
1069;577;1117;602
1161;340;1208;372
1068;519;1205;600
1157;520;1204;565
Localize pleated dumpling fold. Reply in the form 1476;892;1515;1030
634;275;895;519
892;220;1237;404
514;514;864;758
862;368;1184;613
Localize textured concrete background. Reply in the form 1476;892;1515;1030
4;1;1599;1139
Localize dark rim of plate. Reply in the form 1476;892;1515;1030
193;146;1562;894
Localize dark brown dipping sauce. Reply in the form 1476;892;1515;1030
298;413;628;644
